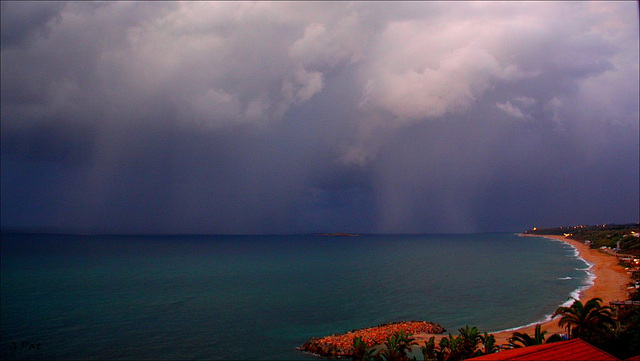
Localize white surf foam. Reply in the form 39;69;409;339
495;234;596;334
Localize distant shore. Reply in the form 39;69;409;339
413;233;632;346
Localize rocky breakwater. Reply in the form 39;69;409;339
299;321;445;358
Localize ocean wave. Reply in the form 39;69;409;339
496;289;586;333
492;312;559;334
575;261;594;271
492;283;590;334
494;293;578;334
561;242;596;306
493;236;596;335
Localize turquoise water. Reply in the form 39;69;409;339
1;233;590;360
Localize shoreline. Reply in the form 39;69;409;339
413;233;632;346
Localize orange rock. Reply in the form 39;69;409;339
299;321;446;358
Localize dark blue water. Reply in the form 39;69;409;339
1;233;589;360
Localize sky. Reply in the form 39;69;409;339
1;1;639;235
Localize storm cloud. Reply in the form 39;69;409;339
2;2;638;234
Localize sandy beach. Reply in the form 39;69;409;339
413;234;632;347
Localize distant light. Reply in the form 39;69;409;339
532;227;537;231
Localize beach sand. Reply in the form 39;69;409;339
413;234;632;347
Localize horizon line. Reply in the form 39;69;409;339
3;222;637;238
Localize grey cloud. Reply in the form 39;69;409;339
1;119;97;166
496;101;525;119
0;1;65;49
358;2;626;128
1;2;638;234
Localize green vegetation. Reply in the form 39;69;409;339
350;331;415;361
479;332;498;356
553;297;615;343
353;336;378;361
420;337;437;361
424;326;497;361
524;223;639;254
610;306;640;359
379;330;417;361
352;326;497;361
553;297;640;359
571;227;640;253
508;324;563;347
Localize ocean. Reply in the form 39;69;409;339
1;233;591;360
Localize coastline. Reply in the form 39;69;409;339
413;233;632;346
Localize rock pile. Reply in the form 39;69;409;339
299;320;445;358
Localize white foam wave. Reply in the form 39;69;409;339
556;239;596;306
492;310;563;334
578;268;596;295
493;292;581;334
494;320;546;334
492;235;596;334
492;286;588;334
558;277;572;280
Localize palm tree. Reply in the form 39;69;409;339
479;332;498;355
438;334;463;361
553;297;615;344
420;336;437;361
427;327;496;361
457;325;481;359
378;331;416;361
352;336;378;361
509;324;563;348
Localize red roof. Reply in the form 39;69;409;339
471;338;619;361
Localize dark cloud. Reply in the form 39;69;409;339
0;1;65;49
1;119;97;165
1;2;638;234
